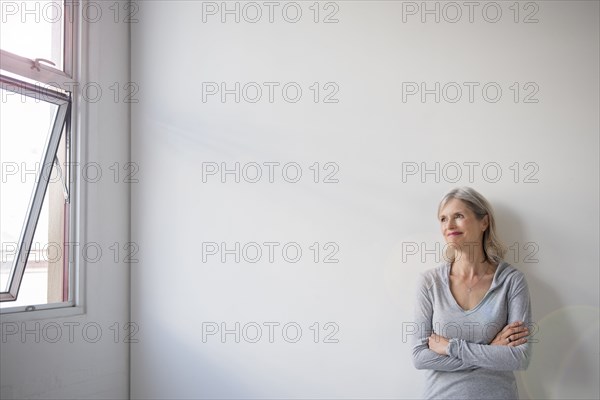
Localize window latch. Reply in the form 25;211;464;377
54;155;70;203
31;58;56;72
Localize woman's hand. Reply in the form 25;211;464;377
428;321;528;356
428;333;450;355
490;321;529;346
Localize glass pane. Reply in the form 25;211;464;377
0;0;64;70
0;87;58;294
0;189;50;307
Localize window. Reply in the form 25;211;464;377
1;0;78;313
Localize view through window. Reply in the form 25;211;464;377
1;0;75;311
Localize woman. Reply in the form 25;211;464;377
411;186;533;399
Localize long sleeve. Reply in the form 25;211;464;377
411;273;477;371
446;271;533;371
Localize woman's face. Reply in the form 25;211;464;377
438;198;489;250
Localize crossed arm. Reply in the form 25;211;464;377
411;273;533;371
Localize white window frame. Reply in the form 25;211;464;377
0;76;70;302
0;0;85;319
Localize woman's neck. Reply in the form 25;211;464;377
451;249;492;278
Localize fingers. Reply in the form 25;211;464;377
503;321;524;332
509;325;529;337
508;336;528;346
503;321;528;336
506;324;529;345
428;333;442;342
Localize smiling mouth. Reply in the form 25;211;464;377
448;232;462;237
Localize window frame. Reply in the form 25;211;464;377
0;76;71;302
0;0;84;318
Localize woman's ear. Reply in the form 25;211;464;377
482;215;489;231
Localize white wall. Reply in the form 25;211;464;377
131;1;599;399
0;1;130;398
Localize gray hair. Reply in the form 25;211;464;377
438;186;506;264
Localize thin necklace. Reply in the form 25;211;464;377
453;263;492;294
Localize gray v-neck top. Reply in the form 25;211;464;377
411;260;533;399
